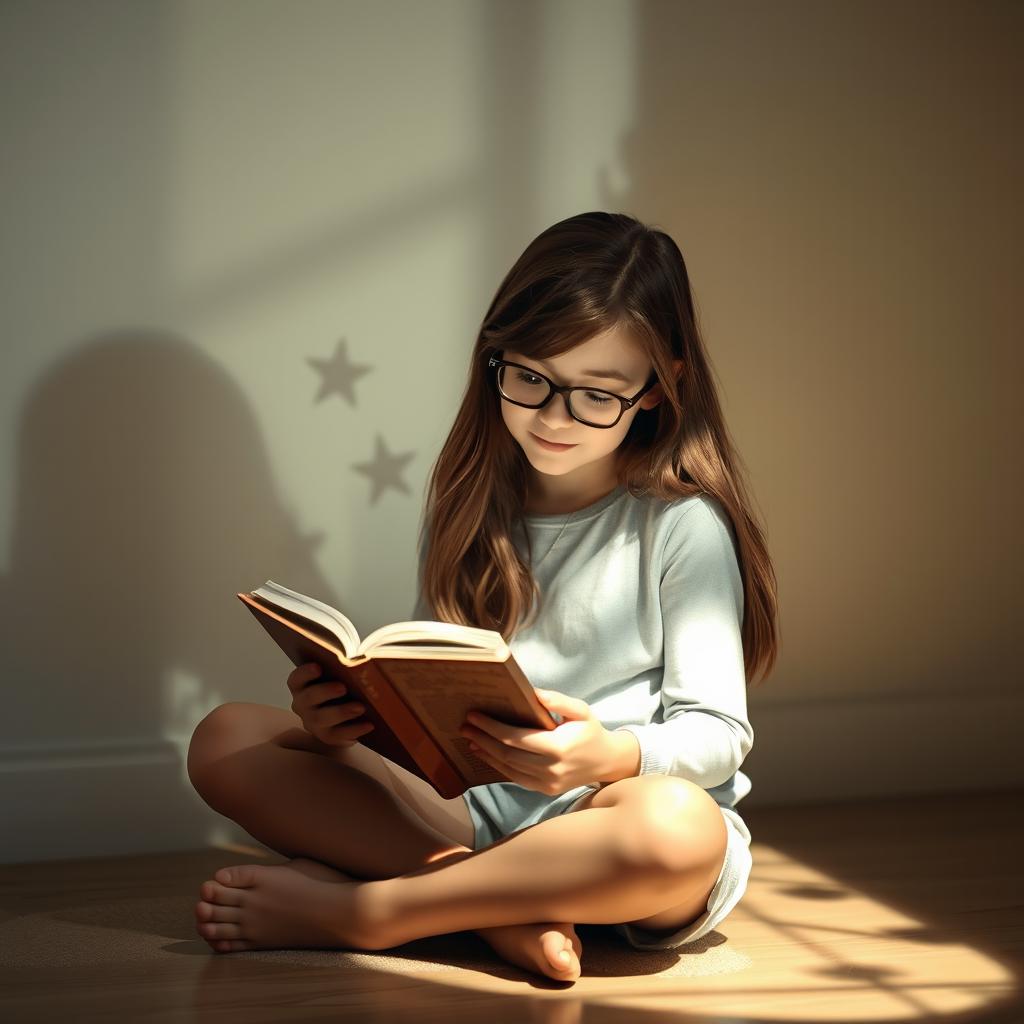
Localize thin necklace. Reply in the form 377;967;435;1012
534;508;574;568
527;481;621;567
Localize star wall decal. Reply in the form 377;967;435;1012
307;338;372;406
352;434;415;503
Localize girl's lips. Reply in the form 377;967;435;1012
531;432;577;451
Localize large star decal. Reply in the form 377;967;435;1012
308;338;372;406
352;434;415;503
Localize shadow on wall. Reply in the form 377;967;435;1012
0;330;347;862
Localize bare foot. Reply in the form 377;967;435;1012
474;921;583;982
194;857;386;952
196;857;583;981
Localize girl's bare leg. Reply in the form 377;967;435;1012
196;783;725;955
187;703;582;978
366;796;725;947
188;705;471;878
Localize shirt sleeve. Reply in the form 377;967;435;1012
614;496;754;789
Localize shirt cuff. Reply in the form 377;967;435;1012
613;724;672;776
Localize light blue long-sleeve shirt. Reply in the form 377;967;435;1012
413;482;753;829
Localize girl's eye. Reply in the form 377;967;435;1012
515;370;545;386
582;391;614;406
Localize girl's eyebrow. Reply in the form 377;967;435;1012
532;357;631;384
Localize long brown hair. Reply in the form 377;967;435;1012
418;211;779;687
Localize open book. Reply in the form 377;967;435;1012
237;580;560;798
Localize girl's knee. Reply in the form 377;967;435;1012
615;777;727;871
186;702;263;793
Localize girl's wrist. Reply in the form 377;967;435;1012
599;727;641;782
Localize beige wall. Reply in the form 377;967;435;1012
1;0;1019;862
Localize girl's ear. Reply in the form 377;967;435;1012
639;386;663;410
639;359;683;410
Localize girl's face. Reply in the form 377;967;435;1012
499;327;668;498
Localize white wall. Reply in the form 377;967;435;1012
1;0;1020;863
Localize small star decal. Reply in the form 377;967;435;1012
352;434;415;504
308;338;372;406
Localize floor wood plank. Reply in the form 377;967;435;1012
2;790;1022;1022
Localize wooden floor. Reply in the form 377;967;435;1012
1;790;1022;1023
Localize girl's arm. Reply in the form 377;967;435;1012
614;497;753;787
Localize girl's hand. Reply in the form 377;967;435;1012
287;662;375;747
460;689;615;795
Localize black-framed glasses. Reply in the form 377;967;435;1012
487;355;657;428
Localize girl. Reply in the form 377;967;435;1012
187;211;778;983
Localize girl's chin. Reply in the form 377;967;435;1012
528;461;573;476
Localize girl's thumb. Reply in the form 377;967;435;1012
536;688;589;719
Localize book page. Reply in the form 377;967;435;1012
252;580;359;657
358;620;506;658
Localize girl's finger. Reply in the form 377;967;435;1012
468;731;548;781
327;702;365;726
329;718;375;739
311;682;348;707
286;662;324;694
466;715;550;755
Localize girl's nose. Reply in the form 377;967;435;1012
537;395;575;430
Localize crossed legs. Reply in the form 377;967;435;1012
361;775;728;948
187;702;727;959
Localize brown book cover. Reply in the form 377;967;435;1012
237;581;560;799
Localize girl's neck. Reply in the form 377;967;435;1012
524;470;622;516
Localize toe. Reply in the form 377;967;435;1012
541;929;580;976
199;920;243;940
215;864;260;887
205;880;245;906
209;938;249;953
556;945;578;974
196;900;242;924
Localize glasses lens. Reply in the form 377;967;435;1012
497;364;622;427
567;388;622;427
498;364;550;406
